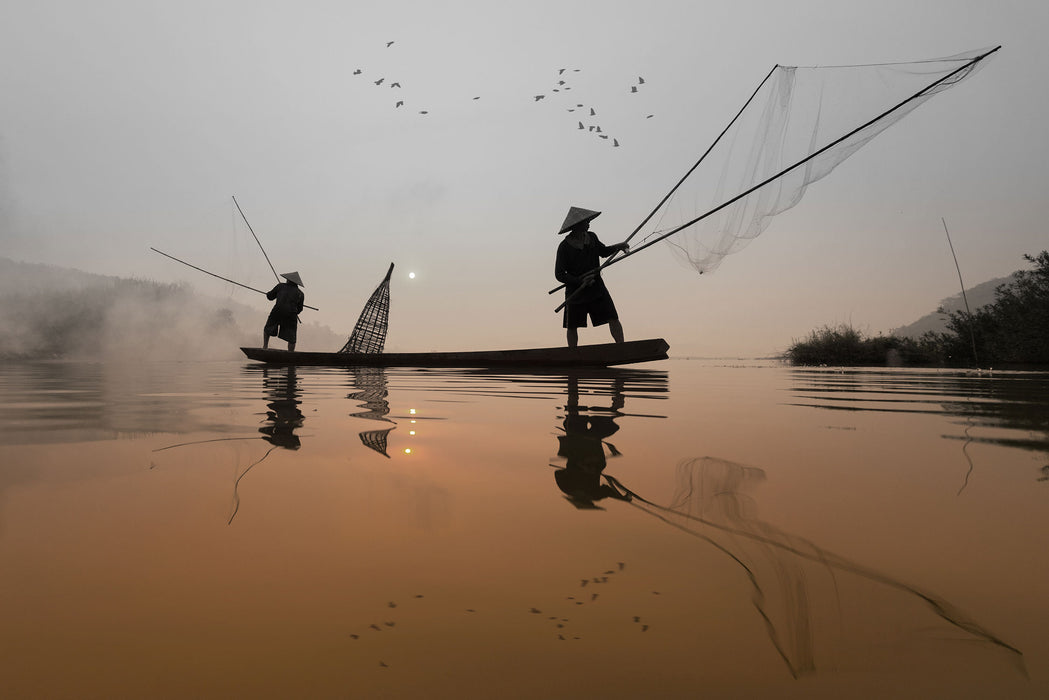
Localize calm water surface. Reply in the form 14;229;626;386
1;358;1047;698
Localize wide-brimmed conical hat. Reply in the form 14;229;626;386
558;206;601;234
281;271;304;287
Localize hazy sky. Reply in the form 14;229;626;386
1;0;1046;356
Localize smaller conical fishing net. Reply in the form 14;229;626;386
359;427;395;458
340;263;394;354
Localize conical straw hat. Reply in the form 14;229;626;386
558;206;601;234
281;271;304;287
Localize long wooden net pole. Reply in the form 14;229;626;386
554;46;1000;313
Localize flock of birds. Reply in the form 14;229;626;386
348;561;663;669
352;41;657;148
533;68;654;148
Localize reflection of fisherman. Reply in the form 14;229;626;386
554;207;629;348
263;272;305;351
554;375;631;508
258;366;304;449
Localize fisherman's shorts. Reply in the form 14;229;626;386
563;294;618;329
265;311;298;343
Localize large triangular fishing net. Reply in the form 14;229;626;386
631;48;997;274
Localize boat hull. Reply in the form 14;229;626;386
240;338;669;367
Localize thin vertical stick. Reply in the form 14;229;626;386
942;218;979;367
233;195;281;284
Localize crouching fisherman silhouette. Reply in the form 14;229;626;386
263;272;305;351
554;206;629;348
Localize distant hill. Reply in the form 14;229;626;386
892;273;1018;339
0;257;344;360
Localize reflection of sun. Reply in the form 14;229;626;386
408;272;416;279
403;448;412;455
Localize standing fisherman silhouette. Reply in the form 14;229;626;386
263;272;305;351
554;207;629;347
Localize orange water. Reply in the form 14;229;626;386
1;359;1046;698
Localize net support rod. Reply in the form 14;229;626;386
150;247;319;311
232;195;281;284
554;45;1000;313
549;64;780;296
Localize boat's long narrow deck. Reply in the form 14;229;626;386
241;338;669;367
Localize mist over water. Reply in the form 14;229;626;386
0;258;343;361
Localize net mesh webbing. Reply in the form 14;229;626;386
340;263;394;354
634;48;997;274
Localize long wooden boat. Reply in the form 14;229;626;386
241;338;669;368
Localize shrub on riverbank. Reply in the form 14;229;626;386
784;325;943;366
785;250;1048;368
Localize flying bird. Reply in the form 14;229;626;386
595;126;602;133
631;86;638;93
419;110;429;114
395;101;404;107
374;78;384;86
473;96;481;100
646;114;654;119
578;121;584;129
589;107;596;116
353;69;362;75
613;139;620;146
599;134;609;139
390;82;401;88
534;95;545;101
386;41;395;47
558;68;566;74
638;76;645;84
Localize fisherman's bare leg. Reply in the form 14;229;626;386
288;342;295;352
567;328;579;348
263;332;270;349
609;319;624;344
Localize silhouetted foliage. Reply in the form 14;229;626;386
784;324;943;367
786;251;1048;367
939;251;1049;366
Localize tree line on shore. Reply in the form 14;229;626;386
785;251;1049;368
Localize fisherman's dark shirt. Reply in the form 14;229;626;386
555;232;616;304
267;282;304;316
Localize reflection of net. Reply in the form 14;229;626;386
348;367;392;422
637;49;996;274
643;457;1025;679
340;263;393;354
359;427;395;458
